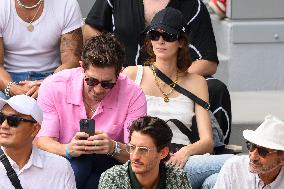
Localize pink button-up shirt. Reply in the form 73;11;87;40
37;68;146;143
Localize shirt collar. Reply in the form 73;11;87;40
127;161;167;189
1;146;43;173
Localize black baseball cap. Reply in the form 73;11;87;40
148;7;185;36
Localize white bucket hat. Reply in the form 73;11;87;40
0;95;43;125
243;115;284;151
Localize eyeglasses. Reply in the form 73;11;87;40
126;143;155;155
0;112;36;128
85;77;116;89
246;141;278;158
148;30;178;42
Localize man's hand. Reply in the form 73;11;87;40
66;132;94;158
84;130;115;155
19;80;42;98
167;146;190;168
9;81;33;97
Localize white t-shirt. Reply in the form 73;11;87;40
0;146;76;189
0;0;83;73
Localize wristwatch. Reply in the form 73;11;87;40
109;141;121;157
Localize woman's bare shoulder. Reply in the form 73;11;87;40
181;73;208;97
121;66;138;81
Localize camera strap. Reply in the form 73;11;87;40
0;148;23;189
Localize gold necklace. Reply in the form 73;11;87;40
26;0;43;32
151;65;179;103
16;0;43;9
84;101;96;114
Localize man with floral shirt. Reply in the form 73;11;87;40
99;116;191;189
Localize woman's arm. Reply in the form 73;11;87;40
167;74;214;168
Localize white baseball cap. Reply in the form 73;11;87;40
243;115;284;151
0;95;43;125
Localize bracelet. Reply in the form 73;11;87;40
4;82;16;97
65;145;73;160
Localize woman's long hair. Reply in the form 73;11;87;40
144;32;192;72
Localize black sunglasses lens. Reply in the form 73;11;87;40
258;147;269;157
0;113;19;127
101;82;115;89
149;31;177;42
246;142;269;157
86;77;100;86
7;116;20;127
149;31;160;41
161;33;176;42
0;113;5;124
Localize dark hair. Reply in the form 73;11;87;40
81;33;126;77
128;116;173;161
144;32;192;72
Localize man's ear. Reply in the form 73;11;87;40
159;146;170;160
79;61;83;68
30;123;41;138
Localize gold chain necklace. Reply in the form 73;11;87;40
151;65;179;103
26;0;43;32
84;100;96;114
16;0;43;9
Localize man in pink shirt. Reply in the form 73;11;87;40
35;33;147;189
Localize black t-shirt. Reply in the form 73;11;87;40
85;0;218;67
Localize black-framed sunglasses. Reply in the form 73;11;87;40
85;77;116;89
246;141;278;158
0;112;36;128
148;30;179;42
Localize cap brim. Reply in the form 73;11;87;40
149;24;179;36
243;130;284;151
0;98;8;110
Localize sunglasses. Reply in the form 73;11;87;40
0;112;36;128
85;77;116;89
246;141;278;158
126;143;155;156
148;30;178;42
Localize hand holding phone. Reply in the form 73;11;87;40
80;119;95;137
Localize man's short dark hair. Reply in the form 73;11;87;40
128;116;173;160
81;33;126;77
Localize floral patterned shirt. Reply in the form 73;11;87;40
98;161;192;189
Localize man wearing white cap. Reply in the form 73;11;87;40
0;95;76;189
214;115;284;189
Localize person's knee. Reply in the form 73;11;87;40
201;173;218;189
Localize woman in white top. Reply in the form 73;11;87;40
123;7;233;189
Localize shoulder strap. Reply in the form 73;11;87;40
167;119;199;143
0;148;23;189
134;65;143;85
151;65;210;110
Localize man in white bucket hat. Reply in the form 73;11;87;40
0;95;76;188
214;115;284;189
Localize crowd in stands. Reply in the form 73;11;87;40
0;0;283;189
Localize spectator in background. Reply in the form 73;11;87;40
0;0;83;99
99;116;192;189
209;0;226;18
214;115;284;189
84;0;232;144
0;95;76;189
35;33;147;189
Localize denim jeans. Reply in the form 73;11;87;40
0;71;52;99
69;154;121;189
184;154;234;189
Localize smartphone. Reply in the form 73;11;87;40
79;119;95;137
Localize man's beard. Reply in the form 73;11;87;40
249;159;282;174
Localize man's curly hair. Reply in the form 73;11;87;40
81;33;126;77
